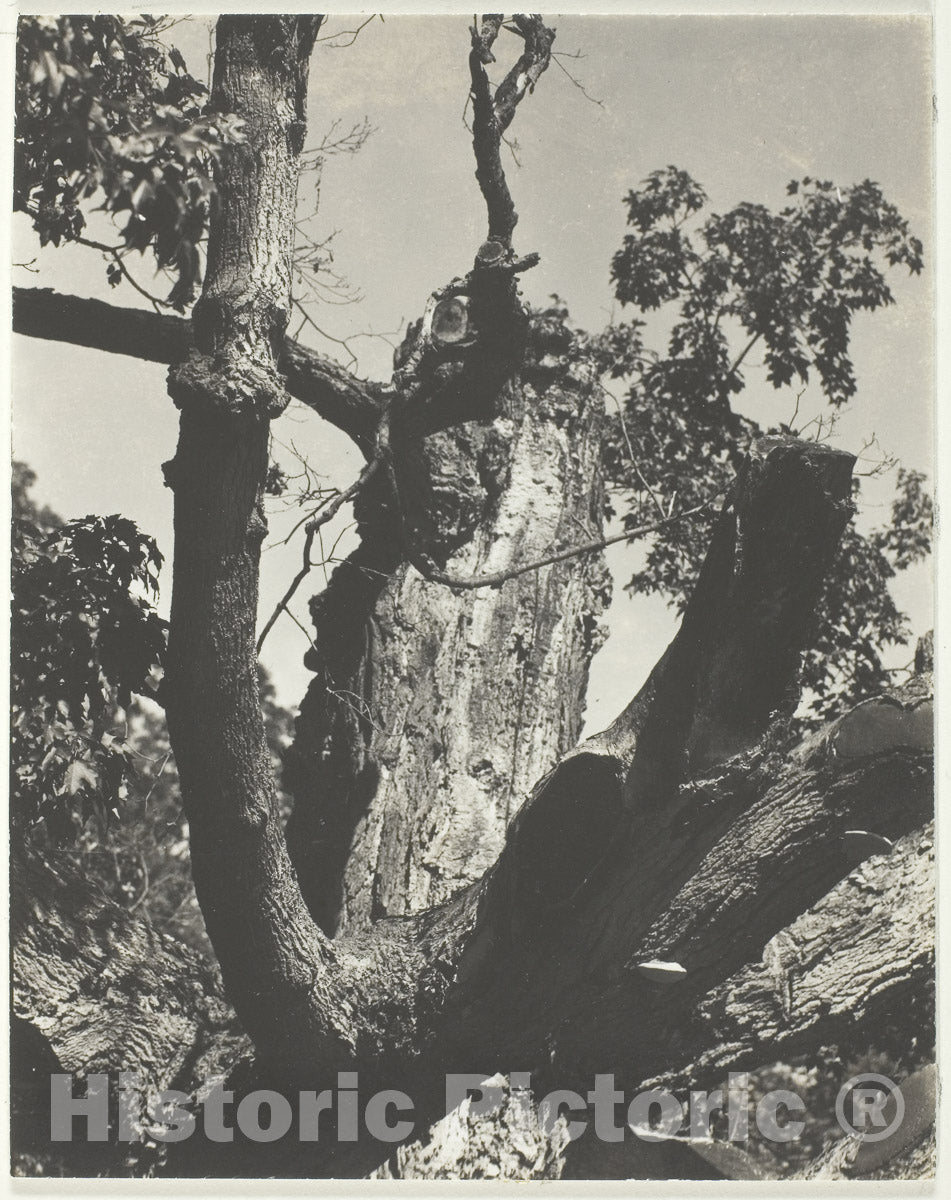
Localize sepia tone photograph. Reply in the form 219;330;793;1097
8;4;937;1183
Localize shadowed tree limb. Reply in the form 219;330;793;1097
642;821;934;1094
12;286;384;453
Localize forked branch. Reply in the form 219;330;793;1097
469;15;555;245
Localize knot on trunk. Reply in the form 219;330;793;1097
167;350;289;420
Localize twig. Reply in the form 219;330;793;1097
728;330;762;378
316;14;378;48
291;297;359;370
75;235;170;311
551;51;605;108
128;851;150;912
256;455;383;653
142;750;174;808
409;500;719;593
785;387;806;434
612;394;667;521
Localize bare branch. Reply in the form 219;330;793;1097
408;499;718;592
301;117;376;161
256;454;384;653
492;15;556;133
13;287;384;452
611;392;669;521
644;823;934;1094
469;15;555;245
315;14;379;48
551;47;605;108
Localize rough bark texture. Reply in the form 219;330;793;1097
162;15;350;1080
10;849;246;1175
10;419;935;1178
286;348;610;934
12;286;383;452
10;15;935;1184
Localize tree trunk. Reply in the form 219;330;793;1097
286;343;610;933
162;14;349;1081
10;16;935;1184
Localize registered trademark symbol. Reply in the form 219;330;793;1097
835;1073;905;1143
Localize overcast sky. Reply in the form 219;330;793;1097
11;12;935;725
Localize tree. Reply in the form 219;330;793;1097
11;14;933;1181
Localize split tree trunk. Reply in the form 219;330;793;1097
9;14;935;1183
286;345;611;934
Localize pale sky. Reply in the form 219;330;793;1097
10;13;935;725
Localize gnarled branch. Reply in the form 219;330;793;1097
469;15;555;245
12;286;383;453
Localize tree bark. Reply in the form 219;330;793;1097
10;16;935;1183
162;14;350;1080
286;345;610;933
12;285;383;452
10;848;246;1174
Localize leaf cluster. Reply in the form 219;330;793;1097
11;468;167;838
15;15;244;309
586;168;930;720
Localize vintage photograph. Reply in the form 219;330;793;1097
9;6;936;1182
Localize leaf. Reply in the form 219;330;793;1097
130;178;155;212
63;758;98;796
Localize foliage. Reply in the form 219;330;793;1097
80;668;294;947
586;168;931;721
11;465;296;956
14;15;244;309
10;463;166;838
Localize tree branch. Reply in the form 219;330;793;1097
11;848;240;1093
469;16;555;246
12;286;383;453
405;498;718;591
256;453;383;652
13;430;934;1119
286;437;930;1092
644;821;934;1093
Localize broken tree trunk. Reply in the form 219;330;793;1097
285;337;611;933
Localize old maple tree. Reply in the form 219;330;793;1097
12;15;933;1179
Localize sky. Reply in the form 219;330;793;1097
10;11;936;727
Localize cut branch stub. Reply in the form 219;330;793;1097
431;296;472;345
